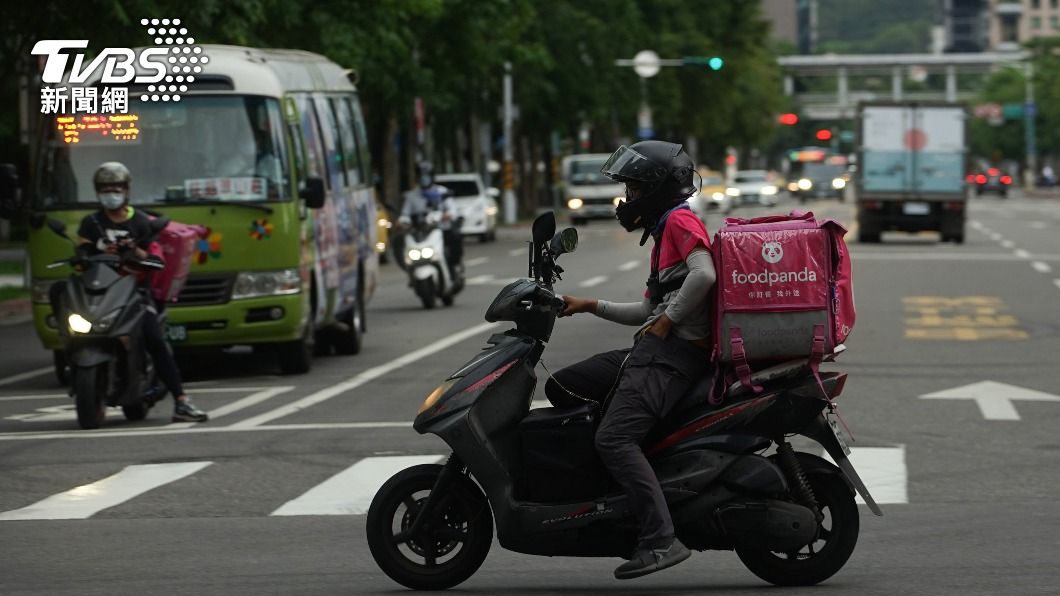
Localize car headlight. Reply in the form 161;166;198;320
31;279;57;304
231;269;301;300
420;247;435;260
797;178;813;190
485;205;499;216
377;218;392;229
832;178;846;189
68;313;92;334
787;181;800;192
407;248;422;262
712;192;725;201
761;185;778;195
726;187;741;197
567;198;584;210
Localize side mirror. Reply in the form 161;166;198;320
0;163;21;220
47;218;69;238
487;187;500;199
549;227;578;256
300;177;326;209
531;211;556;247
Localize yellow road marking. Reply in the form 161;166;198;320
903;296;1027;341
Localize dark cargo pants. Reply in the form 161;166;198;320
544;332;710;545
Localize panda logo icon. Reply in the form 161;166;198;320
761;241;784;264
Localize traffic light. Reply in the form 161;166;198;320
708;57;723;71
778;113;798;126
815;129;833;141
682;56;724;71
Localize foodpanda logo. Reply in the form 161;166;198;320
761;241;783;264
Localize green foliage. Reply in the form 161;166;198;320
815;0;933;54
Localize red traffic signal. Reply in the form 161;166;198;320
815;129;833;141
778;113;799;126
725;154;737;165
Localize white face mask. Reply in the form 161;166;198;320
98;192;125;210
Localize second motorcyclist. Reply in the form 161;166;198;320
399;162;464;272
49;162;208;423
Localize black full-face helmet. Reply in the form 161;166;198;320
601;140;696;236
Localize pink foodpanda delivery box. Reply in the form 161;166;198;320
151;221;206;303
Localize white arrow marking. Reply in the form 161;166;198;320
920;381;1060;421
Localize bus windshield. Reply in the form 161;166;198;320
34;95;290;209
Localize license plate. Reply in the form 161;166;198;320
902;201;930;215
827;412;852;456
164;324;188;343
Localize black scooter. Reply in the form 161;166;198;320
366;212;881;590
46;218;168;429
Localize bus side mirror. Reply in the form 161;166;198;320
0;163;21;220
301;177;326;209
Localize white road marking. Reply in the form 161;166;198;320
205;386;295;421
1032;261;1052;274
1055;279;1060;291
271;455;445;516
1029;221;1049;230
579;276;608;288
0;367;52;388
1014;249;1032;259
850;253;1060;262
921;381;1060;421
989;233;1003;242
969;220;983;230
464;257;489;267
1000;240;1015;249
822;446;907;505
466;275;520;286
618;260;641;271
230;322;500;428
0;393;67;402
530;400;551;410
0;462;213;520
508;248;527;257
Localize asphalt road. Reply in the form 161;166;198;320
1;192;1059;595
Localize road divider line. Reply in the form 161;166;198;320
1014;249;1031;259
229;322;501;428
205;386;295;421
0;367;52;388
0;393;67;402
618;260;641;272
989;233;1003;242
464;257;489;267
1000;240;1015;249
271;455;445;516
508;248;527;257
0;461;213;520
579;276;608;288
1032;261;1052;274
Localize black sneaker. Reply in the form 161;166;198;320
614;538;691;580
172;399;209;423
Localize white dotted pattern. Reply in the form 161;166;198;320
140;18;206;103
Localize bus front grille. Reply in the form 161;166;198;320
175;274;233;306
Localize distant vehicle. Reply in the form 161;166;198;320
435;173;499;242
967;167;1011;198
727;170;779;208
688;171;731;216
376;199;394;264
855;101;968;244
561;153;625;225
793;162;847;203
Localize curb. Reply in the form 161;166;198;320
0;297;33;327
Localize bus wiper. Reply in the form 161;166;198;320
176;199;274;214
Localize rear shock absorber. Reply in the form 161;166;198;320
776;440;822;521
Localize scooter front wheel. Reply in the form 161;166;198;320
73;365;106;430
366;463;493;590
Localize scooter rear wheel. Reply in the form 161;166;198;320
366;463;493;591
73;366;106;430
735;473;859;586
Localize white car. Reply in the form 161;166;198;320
435;173;500;242
727;170;779;208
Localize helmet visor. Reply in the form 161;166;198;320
600;146;667;183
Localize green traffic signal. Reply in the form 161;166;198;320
708;57;724;71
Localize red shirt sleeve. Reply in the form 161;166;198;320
658;209;711;269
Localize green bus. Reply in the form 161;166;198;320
19;45;379;376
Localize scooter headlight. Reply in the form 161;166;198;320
420;247;435;260
67;313;92;334
408;248;422;261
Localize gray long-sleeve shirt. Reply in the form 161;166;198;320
595;248;716;341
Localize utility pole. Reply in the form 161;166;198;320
502;62;516;225
1024;60;1037;189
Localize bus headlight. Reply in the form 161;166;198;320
67;313;92;334
832;178;846;189
567;198;584;210
232;269;301;300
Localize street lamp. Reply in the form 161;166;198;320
632;50;662;139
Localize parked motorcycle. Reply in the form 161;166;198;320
401;212;464;309
46;218;169;429
366;211;881;590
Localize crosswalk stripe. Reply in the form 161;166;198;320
822;445;907;505
270;455;445;516
0;461;213;520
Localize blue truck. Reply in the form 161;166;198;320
855;102;969;244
